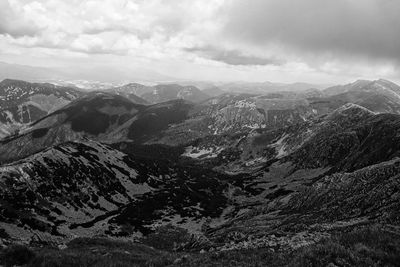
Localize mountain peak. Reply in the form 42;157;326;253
327;103;375;124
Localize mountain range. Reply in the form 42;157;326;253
1;77;400;265
109;83;210;104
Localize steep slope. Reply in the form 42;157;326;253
286;158;400;225
0;79;83;138
289;104;400;172
0;141;232;241
0;92;144;163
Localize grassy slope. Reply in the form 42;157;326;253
1;226;399;267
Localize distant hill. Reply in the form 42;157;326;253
0;61;172;83
0;79;83;138
201;86;225;97
218;81;327;94
141;84;209;103
109;83;210;104
311;79;400;114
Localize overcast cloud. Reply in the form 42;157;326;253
0;0;399;83
223;0;400;62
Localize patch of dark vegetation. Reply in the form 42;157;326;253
1;238;175;267
128;99;192;142
140;225;197;251
31;93;145;135
69;110;111;134
291;130;360;169
111;155;231;234
252;130;281;146
31;128;49;138
341;113;400;171
0;228;10;238
1;244;35;267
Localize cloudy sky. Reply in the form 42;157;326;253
0;0;399;83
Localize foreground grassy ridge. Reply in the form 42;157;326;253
1;226;399;267
1;238;176;267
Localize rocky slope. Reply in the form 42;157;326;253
0;141;235;242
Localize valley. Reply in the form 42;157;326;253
0;78;400;266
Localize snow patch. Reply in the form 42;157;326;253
269;134;288;158
183;146;223;159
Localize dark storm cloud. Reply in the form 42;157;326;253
0;1;39;37
223;0;400;62
186;46;283;66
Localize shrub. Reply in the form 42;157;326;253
140;225;193;251
2;244;35;267
289;227;400;267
